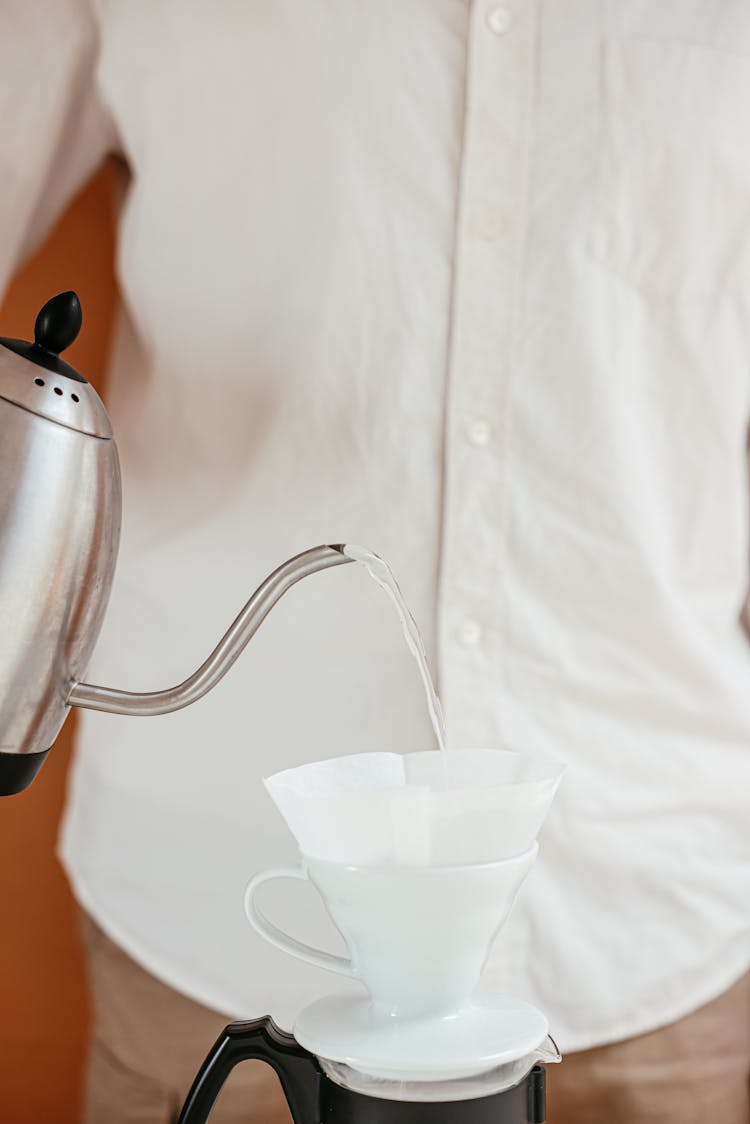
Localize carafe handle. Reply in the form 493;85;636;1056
176;1016;321;1124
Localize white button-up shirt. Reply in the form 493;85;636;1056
3;1;750;1053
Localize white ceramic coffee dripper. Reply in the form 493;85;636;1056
244;747;563;1083
245;843;538;1020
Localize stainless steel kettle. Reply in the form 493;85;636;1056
0;292;352;795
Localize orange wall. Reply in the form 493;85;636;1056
0;163;118;1123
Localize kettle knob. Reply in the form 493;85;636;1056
34;291;82;355
0;291;88;383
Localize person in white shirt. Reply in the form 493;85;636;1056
2;3;750;1122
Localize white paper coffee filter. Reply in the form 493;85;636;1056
264;749;564;865
263;782;411;866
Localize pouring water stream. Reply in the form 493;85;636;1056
342;545;447;753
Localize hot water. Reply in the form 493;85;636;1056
342;544;447;752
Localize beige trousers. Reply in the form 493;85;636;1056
82;916;750;1124
81;916;290;1124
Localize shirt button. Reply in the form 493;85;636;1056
467;418;492;447
486;6;513;35
472;208;505;242
457;619;482;647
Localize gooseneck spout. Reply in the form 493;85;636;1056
67;545;352;717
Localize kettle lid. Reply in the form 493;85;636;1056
0;292;113;438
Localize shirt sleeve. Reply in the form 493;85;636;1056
0;0;116;295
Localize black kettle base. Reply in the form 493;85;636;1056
0;747;50;795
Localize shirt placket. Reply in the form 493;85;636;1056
438;0;536;749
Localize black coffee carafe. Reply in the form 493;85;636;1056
176;1017;547;1124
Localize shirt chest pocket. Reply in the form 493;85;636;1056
587;39;750;300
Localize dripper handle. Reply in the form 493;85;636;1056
245;866;357;978
176;1017;321;1124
